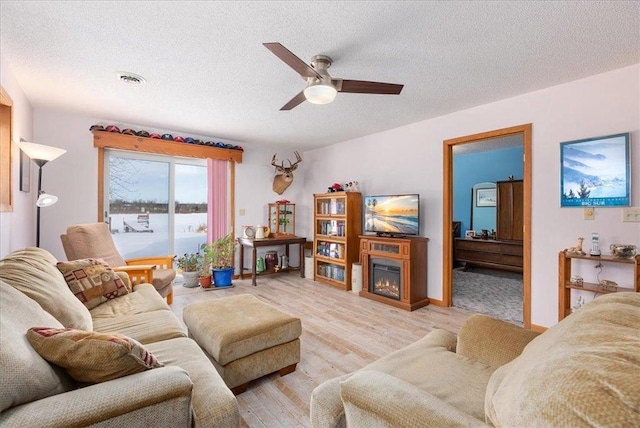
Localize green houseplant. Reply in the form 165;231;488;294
197;249;212;288
203;234;237;287
175;252;202;288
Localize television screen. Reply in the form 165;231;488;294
364;194;420;236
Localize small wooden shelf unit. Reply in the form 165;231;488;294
313;192;362;290
359;235;429;311
268;202;295;237
558;251;640;320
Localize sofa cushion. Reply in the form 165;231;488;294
485;292;640;427
0;247;93;330
57;258;129;309
92;308;187;345
0;280;76;412
27;327;164;384
90;284;171;318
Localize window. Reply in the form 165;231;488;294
104;150;207;258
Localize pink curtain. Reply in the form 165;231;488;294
207;159;228;243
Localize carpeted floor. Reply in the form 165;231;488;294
452;267;523;325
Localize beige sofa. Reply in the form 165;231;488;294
0;247;240;427
311;292;640;427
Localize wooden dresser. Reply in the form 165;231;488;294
454;238;523;272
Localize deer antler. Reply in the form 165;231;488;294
287;151;302;171
271;154;285;172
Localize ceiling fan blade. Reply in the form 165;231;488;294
263;42;321;80
339;80;404;95
280;91;307;111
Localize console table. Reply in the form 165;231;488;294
238;236;307;286
454;238;523;272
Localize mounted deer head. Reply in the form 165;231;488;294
271;151;302;195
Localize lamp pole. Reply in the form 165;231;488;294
34;159;47;247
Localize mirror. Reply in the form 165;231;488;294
470;182;496;232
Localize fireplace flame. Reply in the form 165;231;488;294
374;278;400;298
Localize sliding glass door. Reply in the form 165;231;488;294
104;150;207;259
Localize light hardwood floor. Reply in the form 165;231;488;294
171;273;473;427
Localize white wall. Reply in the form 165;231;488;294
235;146;308;268
0;56;35;257
9;63;639;327
302;64;640;328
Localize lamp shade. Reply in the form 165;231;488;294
17;141;66;162
36;192;58;208
304;83;337;105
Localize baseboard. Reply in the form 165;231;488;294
427;297;446;307
530;324;548;333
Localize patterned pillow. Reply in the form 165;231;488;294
27;327;164;384
57;258;129;309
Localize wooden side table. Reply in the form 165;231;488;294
238;236;307;286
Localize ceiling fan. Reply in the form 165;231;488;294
263;42;404;111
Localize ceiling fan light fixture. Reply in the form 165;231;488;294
304;83;337;105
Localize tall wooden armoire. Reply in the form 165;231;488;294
496;179;523;241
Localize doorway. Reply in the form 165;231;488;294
443;124;532;329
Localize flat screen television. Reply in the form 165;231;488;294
364;194;420;236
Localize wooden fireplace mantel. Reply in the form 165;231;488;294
359;235;429;311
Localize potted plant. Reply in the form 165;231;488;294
203;234;237;287
175;252;201;288
198;248;212;288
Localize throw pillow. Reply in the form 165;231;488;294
27;327;164;384
57;258;129;309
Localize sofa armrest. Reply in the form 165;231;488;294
340;371;489;427
309;329;458;428
456;314;540;368
0;366;193;427
311;374;351;428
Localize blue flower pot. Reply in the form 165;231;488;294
212;267;234;287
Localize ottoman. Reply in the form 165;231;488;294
183;294;301;394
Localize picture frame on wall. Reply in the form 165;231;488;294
19;149;30;192
560;133;630;207
476;188;496;207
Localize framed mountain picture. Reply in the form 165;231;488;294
560;133;630;207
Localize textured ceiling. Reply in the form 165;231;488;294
1;1;638;149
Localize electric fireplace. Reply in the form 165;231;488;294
370;258;401;300
359;235;430;312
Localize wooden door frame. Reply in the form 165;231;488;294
442;124;532;329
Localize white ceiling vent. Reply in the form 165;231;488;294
115;71;146;85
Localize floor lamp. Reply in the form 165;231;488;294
17;140;66;247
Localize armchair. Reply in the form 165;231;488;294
61;223;175;304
